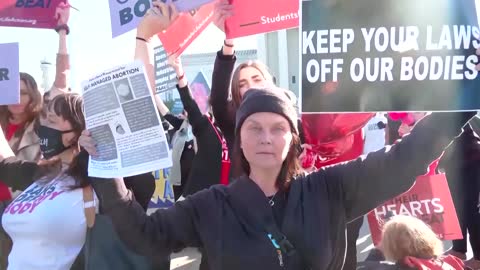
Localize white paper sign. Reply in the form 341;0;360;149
81;61;172;178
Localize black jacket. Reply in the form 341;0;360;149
209;50;237;155
91;112;475;270
167;85;226;196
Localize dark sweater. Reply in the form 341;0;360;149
210;50;237;155
169;85;226;196
91;112;475;270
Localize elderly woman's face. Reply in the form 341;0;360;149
240;112;292;171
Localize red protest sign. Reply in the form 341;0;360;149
367;173;463;246
224;0;298;39
0;0;64;29
157;3;215;56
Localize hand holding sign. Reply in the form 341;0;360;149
212;0;234;33
167;54;183;75
54;1;70;26
137;2;179;41
157;2;215;56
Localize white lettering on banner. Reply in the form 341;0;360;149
156;73;176;84
400;55;478;81
260;12;299;25
0;17;37;25
302;24;480;84
350;57;394;82
303;29;355;54
374;198;445;218
361;26;420;52
306;58;343;83
176;9;214;52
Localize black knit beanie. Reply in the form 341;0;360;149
235;88;298;135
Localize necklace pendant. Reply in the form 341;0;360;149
269;200;275;206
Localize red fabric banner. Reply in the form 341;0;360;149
367;173;463;246
0;0;64;29
224;0;299;39
157;3;215;56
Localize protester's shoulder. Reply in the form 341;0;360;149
186;184;229;206
283;172;329;199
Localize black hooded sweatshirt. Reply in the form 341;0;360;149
89;112;475;270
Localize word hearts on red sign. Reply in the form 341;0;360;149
367;173;462;246
225;0;299;39
0;0;65;29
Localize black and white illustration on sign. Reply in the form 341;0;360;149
301;0;480;113
154;45;178;94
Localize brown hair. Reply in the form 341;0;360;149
230;61;273;110
232;129;302;192
380;215;443;263
0;72;43;134
35;93;89;189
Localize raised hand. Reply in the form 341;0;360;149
79;130;98;157
55;1;70;26
137;2;179;41
167;54;183;75
212;0;234;33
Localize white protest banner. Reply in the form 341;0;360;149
301;0;480;113
81;61;172;178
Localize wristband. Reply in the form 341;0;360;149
136;37;148;43
55;24;70;35
177;73;185;80
224;40;234;48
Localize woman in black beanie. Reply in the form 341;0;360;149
81;88;476;270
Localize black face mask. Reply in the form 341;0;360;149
38;125;74;159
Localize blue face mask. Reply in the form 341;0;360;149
38;125;74;159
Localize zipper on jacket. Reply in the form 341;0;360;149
276;250;284;267
268;234;284;267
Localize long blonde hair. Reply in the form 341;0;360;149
380;215;443;263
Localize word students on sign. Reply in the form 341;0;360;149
0;43;20;105
225;0;299;39
301;0;480;113
81;61;172;178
